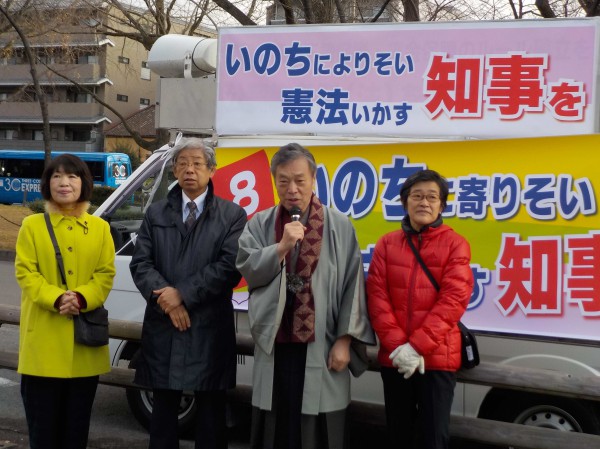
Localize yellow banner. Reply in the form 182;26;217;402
215;135;600;341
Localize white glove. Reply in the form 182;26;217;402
389;343;425;379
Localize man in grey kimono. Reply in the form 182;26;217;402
236;143;376;449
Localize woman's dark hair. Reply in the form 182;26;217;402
400;169;449;211
40;154;94;202
270;143;317;177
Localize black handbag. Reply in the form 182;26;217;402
406;234;479;369
44;213;109;347
72;306;109;347
457;320;480;369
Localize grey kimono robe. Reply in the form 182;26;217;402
236;205;376;415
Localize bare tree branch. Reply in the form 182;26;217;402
211;0;257;25
0;2;52;162
370;0;393;22
507;0;519;17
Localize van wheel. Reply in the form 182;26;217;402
125;387;198;437
479;392;600;447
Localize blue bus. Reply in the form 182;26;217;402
0;150;132;204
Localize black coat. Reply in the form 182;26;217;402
130;181;247;391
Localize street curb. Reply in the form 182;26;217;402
0;251;15;262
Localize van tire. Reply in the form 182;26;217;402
480;391;600;436
125;387;198;436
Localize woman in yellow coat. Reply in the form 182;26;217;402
15;154;115;449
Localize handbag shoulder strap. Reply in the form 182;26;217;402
405;233;439;292
405;232;470;332
44;212;67;286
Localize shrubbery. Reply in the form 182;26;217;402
27;199;45;213
91;185;116;206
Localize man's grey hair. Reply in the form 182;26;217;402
171;137;217;170
270;142;317;176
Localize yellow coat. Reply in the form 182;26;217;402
15;203;115;378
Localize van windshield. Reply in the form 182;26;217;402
102;154;177;255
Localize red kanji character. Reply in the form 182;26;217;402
565;232;600;316
545;80;586;121
485;52;547;119
424;53;483;118
494;234;562;316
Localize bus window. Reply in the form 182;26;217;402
86;160;105;183
11;158;44;178
0;157;44;204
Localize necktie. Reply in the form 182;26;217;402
185;201;198;231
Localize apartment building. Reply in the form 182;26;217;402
0;4;213;153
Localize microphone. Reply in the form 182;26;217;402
289;206;301;250
290;206;301;222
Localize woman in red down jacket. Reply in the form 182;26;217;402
366;169;474;449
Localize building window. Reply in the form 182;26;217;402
37;53;56;64
0;129;16;139
73;130;91;141
140;98;150;106
118;56;130;64
76;93;92;103
141;60;151;80
78;54;98;64
117;94;128;102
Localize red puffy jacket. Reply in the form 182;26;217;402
366;220;473;371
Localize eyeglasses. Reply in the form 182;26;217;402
408;193;441;203
175;160;209;170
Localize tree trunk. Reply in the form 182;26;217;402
402;0;420;21
334;0;347;22
302;0;315;23
585;0;600;16
280;0;296;24
535;0;557;18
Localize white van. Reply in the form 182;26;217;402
95;21;600;438
95;140;600;437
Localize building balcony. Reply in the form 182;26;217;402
0;139;103;152
0;63;104;85
0;102;106;124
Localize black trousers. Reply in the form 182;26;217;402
380;368;456;449
272;342;307;449
20;374;99;449
149;388;227;449
250;342;348;449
